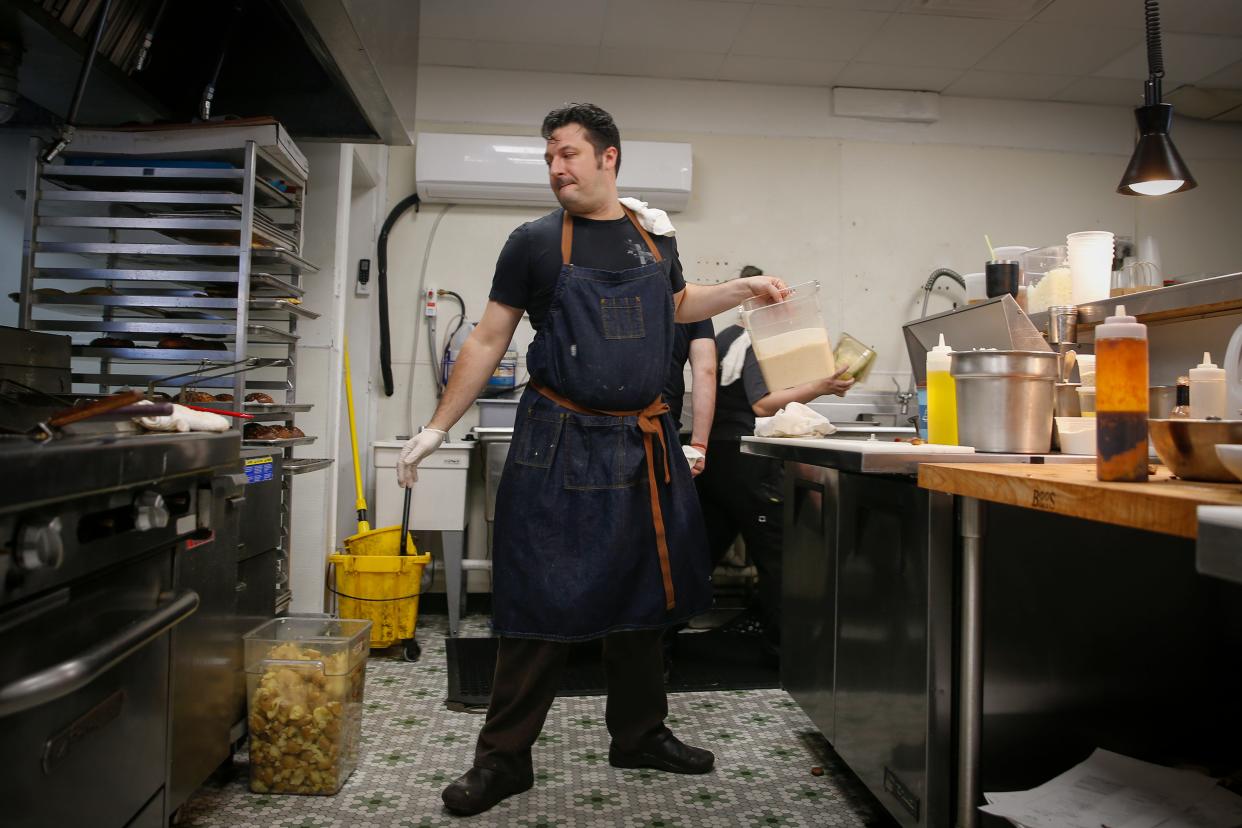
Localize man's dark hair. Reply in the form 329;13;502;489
541;103;622;175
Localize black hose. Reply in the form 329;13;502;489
377;193;422;396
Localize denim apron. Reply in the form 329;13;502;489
491;208;712;641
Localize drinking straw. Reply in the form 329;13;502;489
985;234;996;260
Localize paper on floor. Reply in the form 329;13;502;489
981;748;1242;828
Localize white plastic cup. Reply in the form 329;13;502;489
1067;231;1114;305
963;272;986;304
1075;354;1095;386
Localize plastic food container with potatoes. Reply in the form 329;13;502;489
243;617;371;795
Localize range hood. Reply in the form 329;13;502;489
0;0;413;144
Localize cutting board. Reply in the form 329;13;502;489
746;436;976;454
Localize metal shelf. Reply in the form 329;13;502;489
22;134;315;614
28;293;318;320
41;165;296;209
242;435;316;448
282;458;333;475
250;247;318;274
1026;271;1242;331
74;346;240;362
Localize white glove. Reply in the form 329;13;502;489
397;428;447;488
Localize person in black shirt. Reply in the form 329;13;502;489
696;266;853;662
397;105;792;817
664;320;716;476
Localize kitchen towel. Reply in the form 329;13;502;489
134;401;231;433
754;401;836;438
720;330;751;387
619;197;675;237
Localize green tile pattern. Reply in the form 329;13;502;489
179;615;893;827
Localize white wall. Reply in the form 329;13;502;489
359;66;1242;448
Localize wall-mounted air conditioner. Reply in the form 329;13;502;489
415;133;693;212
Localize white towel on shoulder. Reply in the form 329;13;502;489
619;197;675;237
720;330;751;387
754;401;836;438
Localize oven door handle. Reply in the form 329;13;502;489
0;590;199;718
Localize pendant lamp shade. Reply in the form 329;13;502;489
1117;1;1196;197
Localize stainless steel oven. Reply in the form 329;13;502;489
0;430;238;828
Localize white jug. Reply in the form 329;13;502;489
1226;322;1242;418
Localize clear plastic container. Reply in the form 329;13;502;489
244;617;372;795
743;281;835;390
833;332;876;382
1020;245;1072;314
1077;386;1096;417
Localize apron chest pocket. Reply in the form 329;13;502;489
600;297;645;340
563;418;644;490
514;412;563;469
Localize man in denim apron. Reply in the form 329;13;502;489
397;103;789;816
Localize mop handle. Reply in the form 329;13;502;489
399;487;412;556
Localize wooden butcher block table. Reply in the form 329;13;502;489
918;462;1242;538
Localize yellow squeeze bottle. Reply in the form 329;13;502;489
927;333;958;445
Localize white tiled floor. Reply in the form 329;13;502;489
180;614;896;828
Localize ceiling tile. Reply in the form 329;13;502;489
731;5;891;61
1160;0;1242;37
1200;58;1242;90
419;0;479;40
1052;76;1145;106
718;54;849;85
945;69;1075;100
853;13;1020;68
597;47;726;81
834;62;965;91
468;0;608;46
418;37;478;68
898;0;1054;21
1215;104;1242;121
1164;85;1242;119
1092;33;1242;85
755;0;903;9
602;0;749;53
471;41;603;74
1034;0;1142;27
976;22;1142;76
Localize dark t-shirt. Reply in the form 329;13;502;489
488;209;686;330
664;319;715;424
709;324;771;442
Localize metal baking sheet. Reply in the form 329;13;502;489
242;435;316;448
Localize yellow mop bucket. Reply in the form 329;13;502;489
328;524;429;652
329;339;430;661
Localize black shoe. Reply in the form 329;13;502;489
441;766;534;816
609;730;715;774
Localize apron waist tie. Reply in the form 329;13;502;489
532;383;676;610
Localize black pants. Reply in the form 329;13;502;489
695;440;785;644
473;629;669;778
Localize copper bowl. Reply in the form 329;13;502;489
1148;419;1242;482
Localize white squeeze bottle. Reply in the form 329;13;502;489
1189;351;1226;419
926;334;957;445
